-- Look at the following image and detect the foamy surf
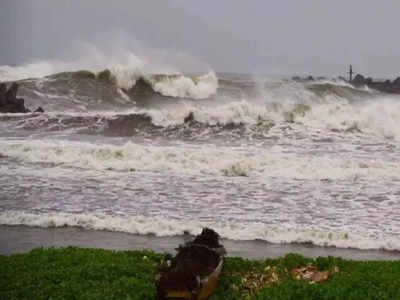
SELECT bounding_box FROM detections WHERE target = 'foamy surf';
[149,72,218,99]
[0,140,399,180]
[1,211,399,252]
[3,95,400,142]
[2,62,400,256]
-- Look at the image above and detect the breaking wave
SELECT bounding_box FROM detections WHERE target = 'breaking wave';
[1,140,399,180]
[1,63,218,101]
[3,94,400,140]
[1,211,399,251]
[2,60,400,140]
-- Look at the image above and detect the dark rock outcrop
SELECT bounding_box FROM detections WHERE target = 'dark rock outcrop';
[364,77,373,85]
[393,77,400,88]
[0,83,29,113]
[352,74,365,87]
[184,112,195,123]
[156,228,225,300]
[0,83,7,106]
[0,82,44,113]
[351,74,400,94]
[306,75,315,81]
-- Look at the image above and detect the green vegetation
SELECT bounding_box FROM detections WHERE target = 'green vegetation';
[1,247,400,299]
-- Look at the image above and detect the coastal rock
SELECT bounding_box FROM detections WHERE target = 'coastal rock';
[351,74,400,94]
[364,77,373,85]
[0,83,28,113]
[156,228,225,300]
[6,82,19,103]
[393,77,400,87]
[0,83,7,106]
[184,112,195,123]
[306,75,314,81]
[351,74,365,86]
[0,82,44,113]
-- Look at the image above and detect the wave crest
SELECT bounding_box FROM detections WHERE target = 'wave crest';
[1,61,218,101]
[1,211,399,251]
[1,140,399,179]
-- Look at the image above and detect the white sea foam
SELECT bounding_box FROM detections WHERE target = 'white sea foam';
[141,99,276,127]
[109,69,218,99]
[0,140,399,180]
[150,72,218,99]
[297,97,400,139]
[1,211,399,251]
[141,95,400,141]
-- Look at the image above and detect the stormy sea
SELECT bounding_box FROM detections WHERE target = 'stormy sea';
[1,61,400,259]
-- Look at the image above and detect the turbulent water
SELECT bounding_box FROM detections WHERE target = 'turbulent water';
[1,63,400,252]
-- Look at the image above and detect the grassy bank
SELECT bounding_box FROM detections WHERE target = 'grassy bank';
[1,247,400,299]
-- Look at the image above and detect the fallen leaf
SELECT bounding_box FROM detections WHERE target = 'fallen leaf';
[291,266,331,284]
[311,270,329,283]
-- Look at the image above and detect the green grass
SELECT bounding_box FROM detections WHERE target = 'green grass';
[1,248,400,299]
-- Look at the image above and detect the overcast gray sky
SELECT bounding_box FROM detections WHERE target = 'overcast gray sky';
[1,0,400,77]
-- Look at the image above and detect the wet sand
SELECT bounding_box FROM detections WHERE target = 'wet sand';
[1,225,399,260]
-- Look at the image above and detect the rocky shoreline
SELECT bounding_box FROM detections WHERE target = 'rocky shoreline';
[0,82,43,113]
[351,74,400,94]
[293,73,400,94]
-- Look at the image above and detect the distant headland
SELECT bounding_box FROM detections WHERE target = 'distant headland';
[292,65,400,94]
[350,73,400,94]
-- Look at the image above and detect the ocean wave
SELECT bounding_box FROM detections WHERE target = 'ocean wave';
[296,97,400,139]
[306,81,374,99]
[119,98,400,140]
[0,140,399,180]
[99,67,218,99]
[1,211,399,251]
[142,100,279,127]
[1,62,218,101]
[2,93,400,140]
[3,62,400,140]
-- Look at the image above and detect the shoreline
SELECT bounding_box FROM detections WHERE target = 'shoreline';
[1,225,399,260]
